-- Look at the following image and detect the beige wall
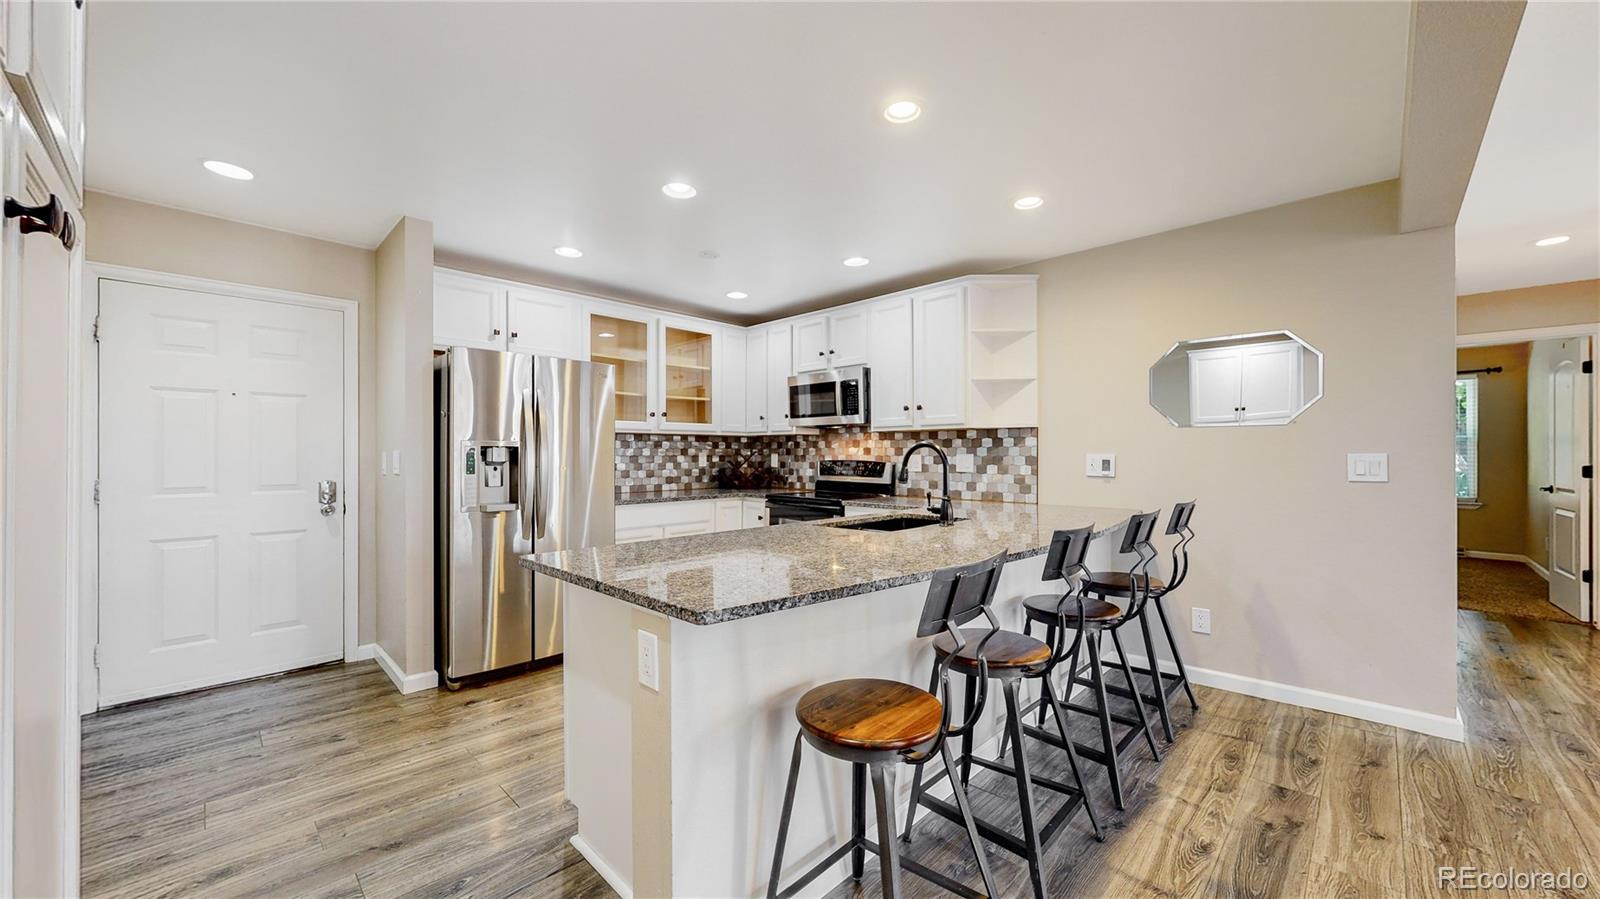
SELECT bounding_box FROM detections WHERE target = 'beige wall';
[84,191,381,644]
[374,217,436,674]
[1458,279,1600,335]
[1456,344,1529,554]
[1006,181,1458,719]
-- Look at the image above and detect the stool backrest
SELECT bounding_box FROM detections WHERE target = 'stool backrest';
[1164,500,1197,594]
[1041,525,1094,585]
[1118,510,1162,618]
[915,549,1008,638]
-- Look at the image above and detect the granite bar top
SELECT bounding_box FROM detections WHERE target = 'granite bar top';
[524,501,1138,625]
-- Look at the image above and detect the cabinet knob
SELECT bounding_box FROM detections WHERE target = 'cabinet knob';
[5,194,75,250]
[817,351,824,357]
[902,405,910,411]
[828,349,835,354]
[510,331,519,338]
[916,404,923,411]
[492,328,502,336]
[649,411,656,418]
[759,415,765,421]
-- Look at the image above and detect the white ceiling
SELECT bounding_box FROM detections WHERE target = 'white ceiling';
[88,2,1410,322]
[1456,0,1600,297]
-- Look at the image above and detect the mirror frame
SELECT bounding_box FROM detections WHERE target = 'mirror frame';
[1148,328,1325,427]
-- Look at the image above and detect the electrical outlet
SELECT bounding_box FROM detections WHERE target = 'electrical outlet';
[637,629,659,692]
[1191,607,1212,635]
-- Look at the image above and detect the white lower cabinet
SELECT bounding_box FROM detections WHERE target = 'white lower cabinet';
[742,500,767,528]
[616,498,773,543]
[715,499,743,532]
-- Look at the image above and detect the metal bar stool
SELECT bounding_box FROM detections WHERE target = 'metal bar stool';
[1090,501,1200,740]
[766,551,1007,899]
[901,541,1104,899]
[1015,510,1163,811]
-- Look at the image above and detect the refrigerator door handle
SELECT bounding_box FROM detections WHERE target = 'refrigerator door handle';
[532,385,550,541]
[521,386,537,540]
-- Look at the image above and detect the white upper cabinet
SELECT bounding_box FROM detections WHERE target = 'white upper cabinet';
[2,0,86,201]
[793,315,830,373]
[867,297,914,429]
[744,328,769,431]
[720,327,747,434]
[826,307,869,368]
[911,287,967,426]
[793,308,869,372]
[506,285,582,358]
[434,271,507,350]
[767,323,795,433]
[1186,339,1302,427]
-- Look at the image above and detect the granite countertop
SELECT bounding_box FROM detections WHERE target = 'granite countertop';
[524,501,1138,625]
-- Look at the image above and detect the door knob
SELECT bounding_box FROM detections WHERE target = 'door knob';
[5,194,76,250]
[1540,484,1556,493]
[318,479,339,516]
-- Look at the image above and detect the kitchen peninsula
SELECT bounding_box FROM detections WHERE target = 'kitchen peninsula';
[523,501,1136,899]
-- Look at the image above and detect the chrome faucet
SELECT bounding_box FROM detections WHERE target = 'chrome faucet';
[898,440,955,525]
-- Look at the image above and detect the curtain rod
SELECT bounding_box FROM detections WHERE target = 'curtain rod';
[1457,366,1503,375]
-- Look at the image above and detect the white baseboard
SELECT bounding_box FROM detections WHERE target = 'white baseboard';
[1113,650,1465,742]
[1461,550,1550,581]
[351,642,377,662]
[372,642,438,694]
[571,835,631,899]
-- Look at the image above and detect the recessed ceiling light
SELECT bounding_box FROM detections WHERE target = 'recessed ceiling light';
[1013,196,1044,210]
[1535,235,1571,247]
[553,246,583,258]
[842,256,870,267]
[883,100,922,124]
[597,331,615,338]
[661,182,697,199]
[726,291,748,300]
[202,159,254,180]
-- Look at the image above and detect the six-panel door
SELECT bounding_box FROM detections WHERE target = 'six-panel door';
[98,280,346,704]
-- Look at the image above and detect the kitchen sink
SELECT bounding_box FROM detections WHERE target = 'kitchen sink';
[829,514,959,532]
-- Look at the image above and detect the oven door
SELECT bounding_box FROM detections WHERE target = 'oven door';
[766,496,844,524]
[788,373,844,425]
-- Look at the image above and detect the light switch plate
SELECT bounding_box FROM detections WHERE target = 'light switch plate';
[1347,452,1389,483]
[637,629,659,692]
[1086,454,1116,478]
[392,450,401,476]
[380,452,388,476]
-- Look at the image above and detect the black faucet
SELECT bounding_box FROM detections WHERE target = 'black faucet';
[898,440,955,526]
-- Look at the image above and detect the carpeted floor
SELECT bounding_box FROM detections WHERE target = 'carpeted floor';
[1458,556,1584,624]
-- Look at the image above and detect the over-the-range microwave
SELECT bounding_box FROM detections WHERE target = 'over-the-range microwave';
[787,365,870,427]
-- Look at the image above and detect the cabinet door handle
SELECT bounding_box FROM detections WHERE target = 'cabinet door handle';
[5,194,76,250]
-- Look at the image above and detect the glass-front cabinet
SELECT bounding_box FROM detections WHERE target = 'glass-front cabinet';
[585,306,720,432]
[661,319,714,428]
[588,310,656,430]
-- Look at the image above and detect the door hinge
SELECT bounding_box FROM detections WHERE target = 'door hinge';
[92,479,100,505]
[1584,360,1593,374]
[92,314,100,343]
[1584,570,1592,585]
[1585,464,1594,479]
[92,644,101,668]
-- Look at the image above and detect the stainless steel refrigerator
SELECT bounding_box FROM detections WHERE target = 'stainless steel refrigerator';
[434,347,615,687]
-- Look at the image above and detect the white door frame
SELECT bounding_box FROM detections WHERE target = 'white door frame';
[1458,323,1600,626]
[80,263,361,711]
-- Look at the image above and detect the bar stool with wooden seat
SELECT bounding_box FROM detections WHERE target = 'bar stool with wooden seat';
[1016,510,1163,811]
[1086,501,1200,745]
[766,551,1008,899]
[901,539,1105,899]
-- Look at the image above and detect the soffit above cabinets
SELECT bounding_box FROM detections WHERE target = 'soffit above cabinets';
[89,2,1409,321]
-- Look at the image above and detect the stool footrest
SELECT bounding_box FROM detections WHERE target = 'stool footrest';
[913,759,1091,861]
[773,832,986,899]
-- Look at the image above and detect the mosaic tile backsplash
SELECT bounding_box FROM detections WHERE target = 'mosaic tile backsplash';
[616,428,1038,503]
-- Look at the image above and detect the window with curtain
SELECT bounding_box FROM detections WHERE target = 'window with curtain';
[1456,376,1479,502]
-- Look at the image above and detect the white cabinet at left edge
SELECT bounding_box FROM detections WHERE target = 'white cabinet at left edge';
[0,0,86,203]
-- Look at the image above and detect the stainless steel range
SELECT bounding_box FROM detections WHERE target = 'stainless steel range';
[764,459,896,524]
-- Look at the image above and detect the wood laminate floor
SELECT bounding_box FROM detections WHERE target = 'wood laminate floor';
[82,611,1600,898]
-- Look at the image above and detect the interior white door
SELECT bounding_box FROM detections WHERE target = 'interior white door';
[1188,347,1244,425]
[1544,338,1591,622]
[1239,341,1300,424]
[98,280,346,705]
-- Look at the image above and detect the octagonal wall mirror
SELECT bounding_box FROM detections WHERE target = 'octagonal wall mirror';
[1150,330,1323,427]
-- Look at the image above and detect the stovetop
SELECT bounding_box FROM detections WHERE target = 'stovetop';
[768,459,896,505]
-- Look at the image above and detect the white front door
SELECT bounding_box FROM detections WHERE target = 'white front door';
[98,279,346,705]
[1544,337,1591,622]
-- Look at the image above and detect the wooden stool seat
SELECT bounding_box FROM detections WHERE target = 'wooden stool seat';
[932,628,1050,670]
[796,678,943,752]
[1021,592,1123,624]
[1086,571,1166,596]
